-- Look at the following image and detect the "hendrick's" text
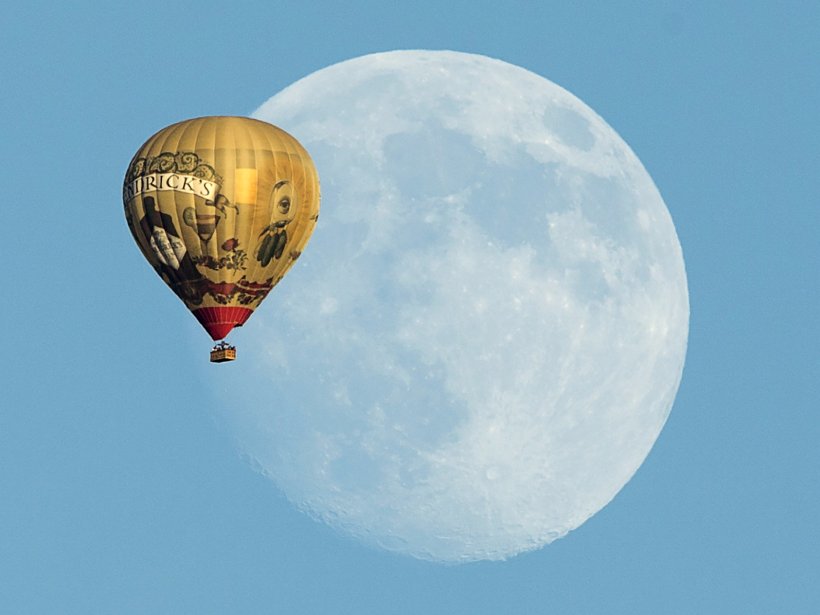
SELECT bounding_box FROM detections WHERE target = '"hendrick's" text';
[124,172,219,201]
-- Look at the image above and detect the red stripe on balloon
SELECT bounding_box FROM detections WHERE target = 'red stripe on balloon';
[192,307,253,340]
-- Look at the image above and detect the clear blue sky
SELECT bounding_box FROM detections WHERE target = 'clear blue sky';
[1,1,817,613]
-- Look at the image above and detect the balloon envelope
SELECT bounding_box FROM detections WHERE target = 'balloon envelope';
[123,116,320,340]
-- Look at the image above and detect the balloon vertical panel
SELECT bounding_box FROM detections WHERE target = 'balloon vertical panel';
[123,116,320,340]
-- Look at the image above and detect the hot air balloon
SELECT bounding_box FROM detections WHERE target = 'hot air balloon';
[123,116,320,362]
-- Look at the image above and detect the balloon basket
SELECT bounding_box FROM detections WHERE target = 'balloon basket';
[210,341,236,363]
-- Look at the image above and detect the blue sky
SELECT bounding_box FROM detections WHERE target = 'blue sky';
[1,1,817,613]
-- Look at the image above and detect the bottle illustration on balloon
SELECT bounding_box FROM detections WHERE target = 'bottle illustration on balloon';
[123,116,320,362]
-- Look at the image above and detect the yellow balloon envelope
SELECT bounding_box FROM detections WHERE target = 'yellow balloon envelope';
[123,116,320,343]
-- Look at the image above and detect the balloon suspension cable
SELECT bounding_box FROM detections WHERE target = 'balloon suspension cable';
[210,340,237,363]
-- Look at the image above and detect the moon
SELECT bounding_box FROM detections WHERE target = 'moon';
[219,50,689,563]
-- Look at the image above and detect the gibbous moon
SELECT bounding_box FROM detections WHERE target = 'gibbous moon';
[220,50,688,562]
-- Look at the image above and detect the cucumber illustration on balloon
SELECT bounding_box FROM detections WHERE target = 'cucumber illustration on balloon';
[256,222,289,266]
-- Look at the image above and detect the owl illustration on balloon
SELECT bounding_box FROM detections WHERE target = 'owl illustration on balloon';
[256,179,295,266]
